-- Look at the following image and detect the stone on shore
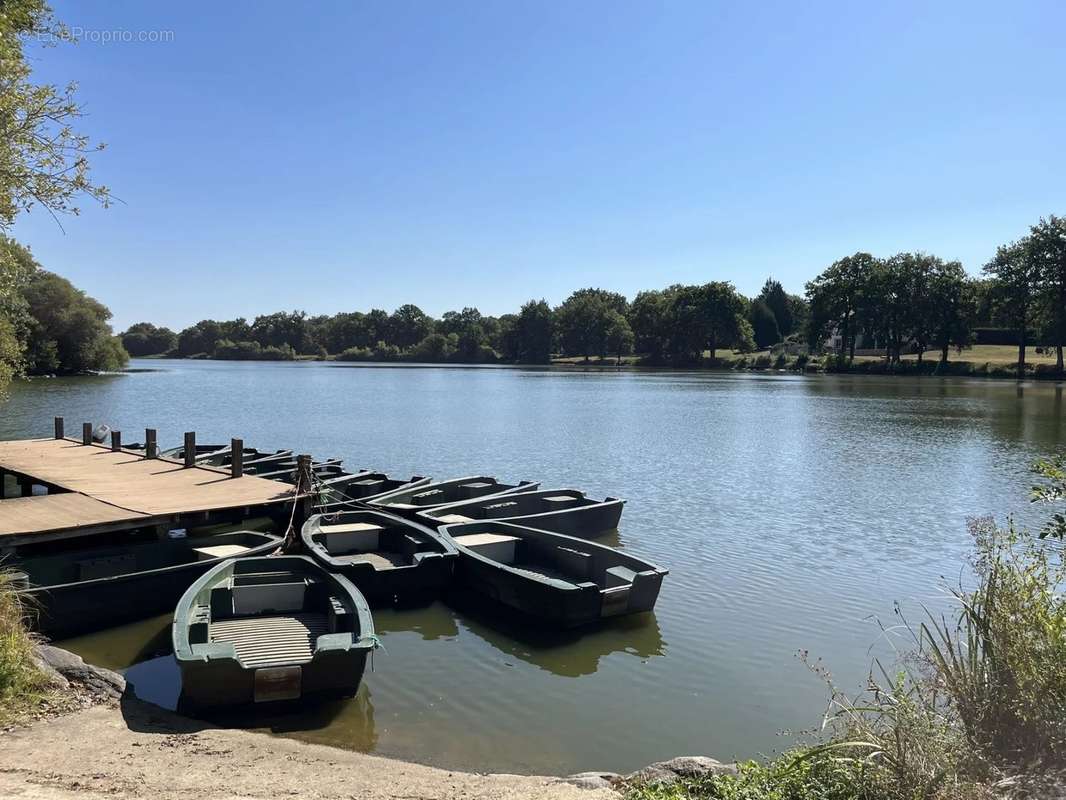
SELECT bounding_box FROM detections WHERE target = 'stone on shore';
[35,645,126,700]
[561,771,622,790]
[626,755,737,786]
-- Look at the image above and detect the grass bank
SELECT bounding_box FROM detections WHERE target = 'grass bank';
[628,514,1066,800]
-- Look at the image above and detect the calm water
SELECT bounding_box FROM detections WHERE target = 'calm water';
[3,360,1064,774]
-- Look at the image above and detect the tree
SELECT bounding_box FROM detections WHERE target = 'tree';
[0,237,36,396]
[984,240,1041,379]
[757,279,792,339]
[927,261,975,364]
[628,289,672,363]
[410,332,453,362]
[806,253,876,362]
[0,1,110,235]
[121,322,177,356]
[513,300,553,363]
[555,289,626,361]
[605,311,634,365]
[388,304,433,350]
[1029,216,1066,373]
[20,270,128,374]
[749,299,780,349]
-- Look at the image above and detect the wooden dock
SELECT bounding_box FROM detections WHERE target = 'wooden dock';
[0,437,300,547]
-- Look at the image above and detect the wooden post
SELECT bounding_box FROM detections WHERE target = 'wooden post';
[82,422,93,445]
[54,416,64,440]
[145,428,157,459]
[230,438,244,478]
[184,432,196,468]
[110,430,122,452]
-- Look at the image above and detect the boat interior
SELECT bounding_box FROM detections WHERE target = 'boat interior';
[327,473,423,501]
[13,530,278,587]
[378,477,528,509]
[454,529,641,590]
[309,514,448,570]
[429,489,599,523]
[187,567,356,668]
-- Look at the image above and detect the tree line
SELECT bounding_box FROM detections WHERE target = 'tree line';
[118,213,1065,377]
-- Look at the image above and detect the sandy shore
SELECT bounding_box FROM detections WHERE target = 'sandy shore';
[0,697,613,800]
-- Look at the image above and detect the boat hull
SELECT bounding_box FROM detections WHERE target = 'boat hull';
[17,531,281,640]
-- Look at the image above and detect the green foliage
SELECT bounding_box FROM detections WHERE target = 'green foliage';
[512,299,553,363]
[983,241,1041,377]
[0,569,46,722]
[410,332,454,362]
[1028,215,1066,371]
[750,299,780,349]
[806,252,877,361]
[1030,455,1066,538]
[555,288,628,361]
[20,270,128,374]
[0,0,110,232]
[606,310,634,364]
[920,518,1066,769]
[626,757,871,800]
[121,322,177,356]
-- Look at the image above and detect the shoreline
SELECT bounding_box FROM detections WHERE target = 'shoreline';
[0,646,734,799]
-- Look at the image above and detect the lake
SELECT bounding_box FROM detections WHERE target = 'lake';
[2,360,1063,775]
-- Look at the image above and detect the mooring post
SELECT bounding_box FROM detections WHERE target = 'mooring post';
[145,428,157,459]
[54,416,64,440]
[230,438,244,478]
[82,422,93,445]
[110,430,122,452]
[184,432,196,468]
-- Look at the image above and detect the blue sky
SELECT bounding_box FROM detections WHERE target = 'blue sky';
[12,1,1066,332]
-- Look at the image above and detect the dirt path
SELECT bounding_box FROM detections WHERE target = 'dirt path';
[0,698,612,800]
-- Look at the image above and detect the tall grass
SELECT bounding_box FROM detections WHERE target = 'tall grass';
[0,567,46,721]
[628,516,1066,800]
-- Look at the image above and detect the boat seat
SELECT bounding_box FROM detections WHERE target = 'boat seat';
[458,481,493,499]
[436,513,474,524]
[542,495,580,510]
[231,580,307,615]
[605,565,637,588]
[192,543,251,562]
[454,532,520,565]
[555,546,593,579]
[320,522,383,554]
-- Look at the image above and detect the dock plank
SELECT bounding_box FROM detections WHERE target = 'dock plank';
[0,438,299,541]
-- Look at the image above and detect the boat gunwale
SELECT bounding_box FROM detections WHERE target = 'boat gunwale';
[365,475,540,510]
[18,530,284,594]
[438,520,666,592]
[301,509,458,571]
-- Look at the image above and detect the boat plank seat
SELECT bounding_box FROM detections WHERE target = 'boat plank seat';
[412,488,444,501]
[192,543,252,561]
[454,532,520,565]
[437,513,474,524]
[458,481,493,499]
[320,522,384,554]
[542,494,580,510]
[605,565,637,587]
[209,612,328,668]
[231,580,307,615]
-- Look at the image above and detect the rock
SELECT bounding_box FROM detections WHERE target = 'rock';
[35,645,126,700]
[626,756,736,786]
[561,772,621,791]
[29,653,69,690]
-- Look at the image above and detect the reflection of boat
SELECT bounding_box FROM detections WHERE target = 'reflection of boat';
[366,476,539,516]
[173,556,377,709]
[440,521,666,627]
[301,510,457,603]
[13,530,281,639]
[418,488,625,539]
[446,588,666,677]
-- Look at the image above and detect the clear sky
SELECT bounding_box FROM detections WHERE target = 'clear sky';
[12,0,1066,332]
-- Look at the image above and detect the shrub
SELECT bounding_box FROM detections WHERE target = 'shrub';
[773,351,788,369]
[753,354,772,369]
[337,346,373,362]
[794,352,809,369]
[0,570,45,722]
